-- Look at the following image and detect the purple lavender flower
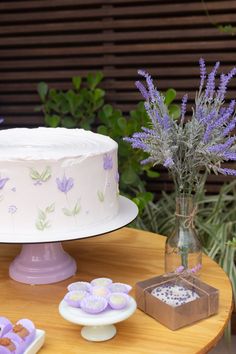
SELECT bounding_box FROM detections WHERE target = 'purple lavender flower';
[176,265,185,273]
[164,157,174,168]
[199,58,206,91]
[0,177,9,190]
[135,81,149,100]
[217,168,236,176]
[8,205,17,214]
[138,69,155,102]
[56,175,74,193]
[180,94,188,124]
[103,154,113,170]
[205,61,220,100]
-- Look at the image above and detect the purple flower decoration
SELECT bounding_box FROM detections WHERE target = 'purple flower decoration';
[115,171,120,183]
[0,177,9,190]
[0,117,4,124]
[8,205,17,214]
[56,175,74,194]
[103,154,113,170]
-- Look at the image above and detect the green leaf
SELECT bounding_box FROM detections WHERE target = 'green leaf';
[45,114,61,127]
[102,104,113,118]
[30,168,41,180]
[117,117,127,132]
[61,116,77,128]
[164,88,176,106]
[146,170,160,178]
[45,203,55,213]
[121,167,139,185]
[97,190,104,202]
[37,82,48,102]
[73,202,80,215]
[168,104,181,119]
[87,72,103,90]
[94,88,105,101]
[36,220,44,231]
[97,125,108,136]
[41,166,52,182]
[38,209,46,221]
[62,208,73,216]
[72,76,82,90]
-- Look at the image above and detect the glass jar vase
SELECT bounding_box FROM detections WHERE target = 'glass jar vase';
[165,195,202,274]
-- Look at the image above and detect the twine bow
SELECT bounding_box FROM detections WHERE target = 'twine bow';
[175,205,198,228]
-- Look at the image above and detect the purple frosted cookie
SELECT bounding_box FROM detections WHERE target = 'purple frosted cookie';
[108,293,130,310]
[13,319,36,353]
[67,281,92,293]
[3,332,22,354]
[109,283,132,294]
[0,336,20,354]
[0,318,12,338]
[91,286,111,298]
[90,278,112,287]
[64,290,88,308]
[80,295,108,314]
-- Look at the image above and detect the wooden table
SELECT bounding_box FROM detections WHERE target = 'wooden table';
[0,228,233,354]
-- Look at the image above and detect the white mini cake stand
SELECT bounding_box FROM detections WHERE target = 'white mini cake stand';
[1,196,138,285]
[59,297,137,342]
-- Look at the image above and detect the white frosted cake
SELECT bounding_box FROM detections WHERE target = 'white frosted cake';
[0,127,120,239]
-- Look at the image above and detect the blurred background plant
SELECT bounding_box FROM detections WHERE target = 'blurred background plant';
[36,72,180,211]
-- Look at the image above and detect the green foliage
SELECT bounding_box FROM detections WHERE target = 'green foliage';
[36,72,105,130]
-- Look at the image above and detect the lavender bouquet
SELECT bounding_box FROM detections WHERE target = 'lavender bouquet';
[125,59,236,196]
[125,59,236,273]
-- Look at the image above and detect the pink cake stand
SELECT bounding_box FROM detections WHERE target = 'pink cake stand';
[3,196,138,285]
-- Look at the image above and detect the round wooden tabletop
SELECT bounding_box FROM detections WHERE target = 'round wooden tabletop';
[0,228,233,354]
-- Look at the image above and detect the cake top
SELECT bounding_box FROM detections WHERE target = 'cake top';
[0,127,117,160]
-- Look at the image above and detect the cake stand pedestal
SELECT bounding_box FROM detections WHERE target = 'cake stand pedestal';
[59,297,137,342]
[5,196,138,285]
[9,242,76,285]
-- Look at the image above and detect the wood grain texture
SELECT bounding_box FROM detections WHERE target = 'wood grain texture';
[0,228,232,354]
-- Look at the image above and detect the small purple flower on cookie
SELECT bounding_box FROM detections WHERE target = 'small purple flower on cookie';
[67,281,92,293]
[90,277,113,287]
[108,293,130,310]
[64,290,88,308]
[80,295,108,314]
[91,286,111,298]
[0,178,9,190]
[103,154,113,170]
[109,283,132,294]
[56,175,74,194]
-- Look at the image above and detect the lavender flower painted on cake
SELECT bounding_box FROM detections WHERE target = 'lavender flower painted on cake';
[0,177,9,190]
[8,205,17,214]
[103,154,113,170]
[124,60,236,194]
[56,175,74,194]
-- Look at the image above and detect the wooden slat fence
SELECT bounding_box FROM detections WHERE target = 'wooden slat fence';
[0,0,236,193]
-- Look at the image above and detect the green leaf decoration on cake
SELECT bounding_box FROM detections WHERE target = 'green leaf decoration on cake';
[30,166,52,185]
[97,190,104,202]
[35,203,55,231]
[62,201,80,217]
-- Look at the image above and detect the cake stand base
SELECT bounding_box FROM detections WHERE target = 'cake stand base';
[81,325,116,342]
[9,242,77,285]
